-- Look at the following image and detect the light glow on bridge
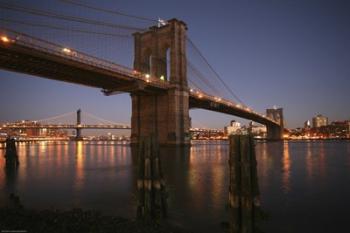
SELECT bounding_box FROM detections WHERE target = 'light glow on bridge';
[1,35,10,43]
[62,47,72,54]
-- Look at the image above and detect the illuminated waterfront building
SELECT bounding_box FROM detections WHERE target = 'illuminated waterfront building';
[312,114,328,128]
[225,120,241,135]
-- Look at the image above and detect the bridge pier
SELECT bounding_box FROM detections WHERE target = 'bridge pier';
[266,108,284,140]
[131,19,190,146]
[76,109,83,140]
[266,124,283,140]
[131,90,190,146]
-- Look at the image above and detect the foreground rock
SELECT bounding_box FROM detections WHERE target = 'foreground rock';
[0,208,192,233]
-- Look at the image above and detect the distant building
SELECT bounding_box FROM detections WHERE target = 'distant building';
[2,120,68,138]
[315,121,349,138]
[225,120,241,135]
[312,114,328,128]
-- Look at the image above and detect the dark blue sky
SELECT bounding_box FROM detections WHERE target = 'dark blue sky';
[0,0,349,129]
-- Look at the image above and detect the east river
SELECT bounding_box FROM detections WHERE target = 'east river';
[0,140,349,232]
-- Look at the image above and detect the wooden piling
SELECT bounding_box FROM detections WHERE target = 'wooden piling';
[5,137,19,169]
[136,136,168,221]
[229,135,260,233]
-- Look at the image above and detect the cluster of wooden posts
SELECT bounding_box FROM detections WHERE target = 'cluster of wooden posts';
[136,134,260,232]
[136,136,168,221]
[229,135,260,233]
[4,137,19,169]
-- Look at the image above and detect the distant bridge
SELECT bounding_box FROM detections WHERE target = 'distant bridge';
[0,109,223,139]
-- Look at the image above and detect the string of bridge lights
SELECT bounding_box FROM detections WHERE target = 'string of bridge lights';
[0,32,274,123]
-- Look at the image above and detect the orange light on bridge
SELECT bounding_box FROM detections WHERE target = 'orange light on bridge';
[1,36,10,43]
[145,74,151,83]
[62,47,72,54]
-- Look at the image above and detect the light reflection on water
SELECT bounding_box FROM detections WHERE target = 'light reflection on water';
[282,142,291,194]
[0,140,349,233]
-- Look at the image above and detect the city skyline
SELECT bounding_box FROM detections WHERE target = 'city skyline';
[0,0,349,129]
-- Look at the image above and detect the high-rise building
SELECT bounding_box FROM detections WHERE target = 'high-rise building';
[312,114,328,128]
[304,120,311,129]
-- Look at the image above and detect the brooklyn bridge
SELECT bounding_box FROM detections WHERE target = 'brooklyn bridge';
[0,15,284,145]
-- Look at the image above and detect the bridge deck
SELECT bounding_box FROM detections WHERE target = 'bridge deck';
[0,28,279,127]
[0,29,170,92]
[189,91,279,126]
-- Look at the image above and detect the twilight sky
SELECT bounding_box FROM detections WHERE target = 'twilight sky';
[0,0,349,131]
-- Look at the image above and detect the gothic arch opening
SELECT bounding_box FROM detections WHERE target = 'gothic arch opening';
[142,48,152,75]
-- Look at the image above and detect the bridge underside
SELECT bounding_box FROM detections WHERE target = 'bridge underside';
[189,96,283,140]
[0,44,163,93]
[190,96,274,126]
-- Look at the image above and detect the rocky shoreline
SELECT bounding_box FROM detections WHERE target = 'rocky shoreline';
[0,207,192,233]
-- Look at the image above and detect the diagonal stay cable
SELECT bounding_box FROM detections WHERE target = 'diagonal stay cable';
[35,111,76,123]
[186,36,246,105]
[83,112,129,126]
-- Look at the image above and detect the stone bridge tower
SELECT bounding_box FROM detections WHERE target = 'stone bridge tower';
[131,19,190,146]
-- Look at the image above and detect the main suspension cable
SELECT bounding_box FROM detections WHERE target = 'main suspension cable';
[0,2,145,32]
[59,0,157,23]
[0,18,131,38]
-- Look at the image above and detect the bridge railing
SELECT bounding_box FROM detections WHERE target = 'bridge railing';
[0,28,170,89]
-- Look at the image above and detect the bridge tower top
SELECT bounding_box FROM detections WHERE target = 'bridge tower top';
[77,109,81,125]
[266,107,284,127]
[133,18,188,88]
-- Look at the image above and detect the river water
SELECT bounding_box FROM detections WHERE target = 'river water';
[0,140,349,232]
